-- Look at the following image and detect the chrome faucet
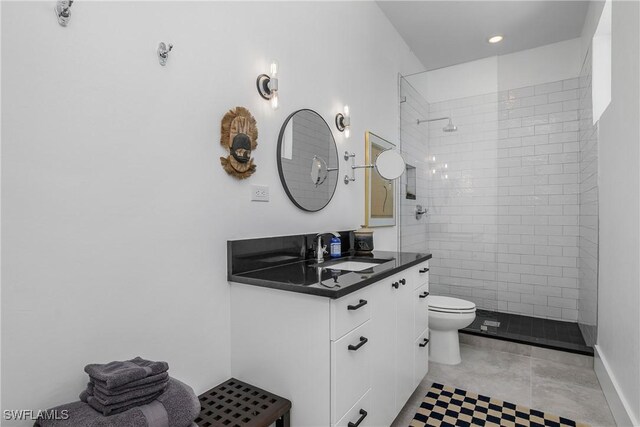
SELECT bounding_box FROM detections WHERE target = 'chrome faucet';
[315,232,341,263]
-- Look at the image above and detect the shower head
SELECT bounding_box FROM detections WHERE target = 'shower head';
[416,116,458,133]
[443,119,457,133]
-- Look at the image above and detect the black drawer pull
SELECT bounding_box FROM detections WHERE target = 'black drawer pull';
[399,278,406,285]
[419,268,429,273]
[348,409,368,427]
[347,299,368,311]
[392,281,399,289]
[348,336,368,351]
[419,338,430,347]
[419,291,430,299]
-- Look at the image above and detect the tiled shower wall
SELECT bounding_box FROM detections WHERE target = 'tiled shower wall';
[399,79,430,253]
[578,47,599,345]
[427,78,583,321]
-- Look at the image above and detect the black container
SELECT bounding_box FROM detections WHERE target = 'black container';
[353,227,374,254]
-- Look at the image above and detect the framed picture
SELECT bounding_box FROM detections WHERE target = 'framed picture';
[365,131,398,227]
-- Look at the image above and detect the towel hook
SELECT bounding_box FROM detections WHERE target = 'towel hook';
[157,42,173,66]
[55,0,73,27]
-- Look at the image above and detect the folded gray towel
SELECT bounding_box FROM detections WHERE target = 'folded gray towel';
[86,381,168,405]
[81,388,165,416]
[35,378,201,427]
[90,372,169,395]
[84,357,169,389]
[87,379,168,405]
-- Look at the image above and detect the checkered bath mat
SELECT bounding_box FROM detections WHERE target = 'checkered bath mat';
[410,383,589,427]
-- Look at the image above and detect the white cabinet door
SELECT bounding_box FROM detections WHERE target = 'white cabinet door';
[414,329,430,387]
[395,276,415,411]
[414,283,429,340]
[370,274,399,427]
[410,261,430,289]
[331,286,373,341]
[332,321,372,424]
[335,389,371,427]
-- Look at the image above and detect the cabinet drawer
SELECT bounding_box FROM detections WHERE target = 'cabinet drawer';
[334,389,371,427]
[331,286,373,341]
[414,261,430,289]
[414,283,429,340]
[331,321,371,423]
[414,329,430,387]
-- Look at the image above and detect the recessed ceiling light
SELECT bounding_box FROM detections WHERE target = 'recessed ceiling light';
[488,35,504,44]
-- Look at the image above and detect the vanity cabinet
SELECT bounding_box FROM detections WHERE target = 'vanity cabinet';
[230,260,429,427]
[369,264,430,426]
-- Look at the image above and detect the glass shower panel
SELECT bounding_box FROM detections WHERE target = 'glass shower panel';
[398,77,430,254]
[399,75,501,332]
[495,53,596,350]
[397,46,596,352]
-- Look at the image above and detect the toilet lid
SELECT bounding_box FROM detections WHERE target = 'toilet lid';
[428,296,476,312]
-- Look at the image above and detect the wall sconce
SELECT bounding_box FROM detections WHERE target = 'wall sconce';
[256,60,279,110]
[335,105,351,138]
[55,0,73,27]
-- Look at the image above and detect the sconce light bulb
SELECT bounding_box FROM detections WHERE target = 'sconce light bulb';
[271,92,279,110]
[344,127,350,139]
[444,163,448,169]
[432,156,436,162]
[344,105,350,118]
[270,60,279,78]
[432,169,436,174]
[445,174,449,179]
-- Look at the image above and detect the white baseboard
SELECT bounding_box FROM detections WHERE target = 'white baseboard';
[594,345,639,426]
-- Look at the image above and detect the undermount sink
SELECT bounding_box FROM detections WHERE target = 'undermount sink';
[322,261,380,271]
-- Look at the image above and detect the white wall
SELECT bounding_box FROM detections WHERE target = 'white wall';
[0,1,422,423]
[497,39,582,92]
[580,1,606,61]
[593,0,640,424]
[407,38,582,104]
[407,56,498,104]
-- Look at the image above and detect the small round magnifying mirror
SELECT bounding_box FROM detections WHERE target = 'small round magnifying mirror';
[310,155,329,186]
[375,150,406,180]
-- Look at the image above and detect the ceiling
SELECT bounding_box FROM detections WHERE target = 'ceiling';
[377,1,590,72]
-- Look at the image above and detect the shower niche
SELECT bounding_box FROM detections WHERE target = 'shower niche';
[405,164,416,200]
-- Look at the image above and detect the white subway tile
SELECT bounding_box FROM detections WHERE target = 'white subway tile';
[563,78,580,90]
[535,102,564,115]
[548,89,578,103]
[548,296,577,309]
[535,81,563,94]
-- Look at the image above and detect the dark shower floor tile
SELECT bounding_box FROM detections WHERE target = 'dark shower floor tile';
[462,309,593,356]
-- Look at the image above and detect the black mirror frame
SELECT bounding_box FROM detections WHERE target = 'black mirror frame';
[277,109,339,212]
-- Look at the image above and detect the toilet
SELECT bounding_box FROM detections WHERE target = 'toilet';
[428,296,476,365]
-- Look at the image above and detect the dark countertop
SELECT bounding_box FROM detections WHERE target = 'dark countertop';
[228,250,432,298]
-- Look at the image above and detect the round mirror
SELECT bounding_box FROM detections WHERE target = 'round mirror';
[375,149,405,180]
[277,109,339,212]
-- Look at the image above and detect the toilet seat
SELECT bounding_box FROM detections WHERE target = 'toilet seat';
[428,296,476,314]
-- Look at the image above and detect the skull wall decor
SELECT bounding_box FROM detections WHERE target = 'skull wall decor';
[220,107,258,179]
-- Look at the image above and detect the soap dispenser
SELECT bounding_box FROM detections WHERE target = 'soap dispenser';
[330,235,342,258]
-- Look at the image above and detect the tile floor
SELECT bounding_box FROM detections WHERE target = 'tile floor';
[391,343,615,427]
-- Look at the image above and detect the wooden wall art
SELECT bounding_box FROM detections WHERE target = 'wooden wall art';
[220,106,258,179]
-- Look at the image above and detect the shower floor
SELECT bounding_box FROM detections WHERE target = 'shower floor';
[461,309,593,356]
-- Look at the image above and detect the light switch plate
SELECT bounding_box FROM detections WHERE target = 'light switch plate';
[251,185,269,202]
